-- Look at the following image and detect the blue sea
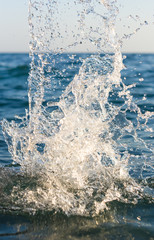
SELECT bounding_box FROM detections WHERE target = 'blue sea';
[0,53,154,239]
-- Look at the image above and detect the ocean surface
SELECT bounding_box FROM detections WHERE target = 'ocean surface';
[0,53,154,239]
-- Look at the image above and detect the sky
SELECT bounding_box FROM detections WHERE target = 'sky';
[0,0,154,53]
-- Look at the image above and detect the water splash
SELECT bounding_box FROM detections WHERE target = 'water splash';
[2,0,154,215]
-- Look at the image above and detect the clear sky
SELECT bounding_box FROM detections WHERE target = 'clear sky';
[0,0,154,53]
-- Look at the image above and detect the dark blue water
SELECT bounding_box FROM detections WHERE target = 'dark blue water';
[0,53,154,239]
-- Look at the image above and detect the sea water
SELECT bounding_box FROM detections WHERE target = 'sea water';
[0,0,154,239]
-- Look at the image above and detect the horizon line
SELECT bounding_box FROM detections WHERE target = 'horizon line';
[0,51,154,54]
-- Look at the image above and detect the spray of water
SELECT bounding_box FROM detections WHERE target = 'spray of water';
[2,0,154,215]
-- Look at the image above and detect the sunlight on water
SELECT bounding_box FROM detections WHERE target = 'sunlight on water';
[2,0,154,215]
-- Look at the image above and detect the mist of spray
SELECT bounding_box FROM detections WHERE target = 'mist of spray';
[2,0,154,215]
